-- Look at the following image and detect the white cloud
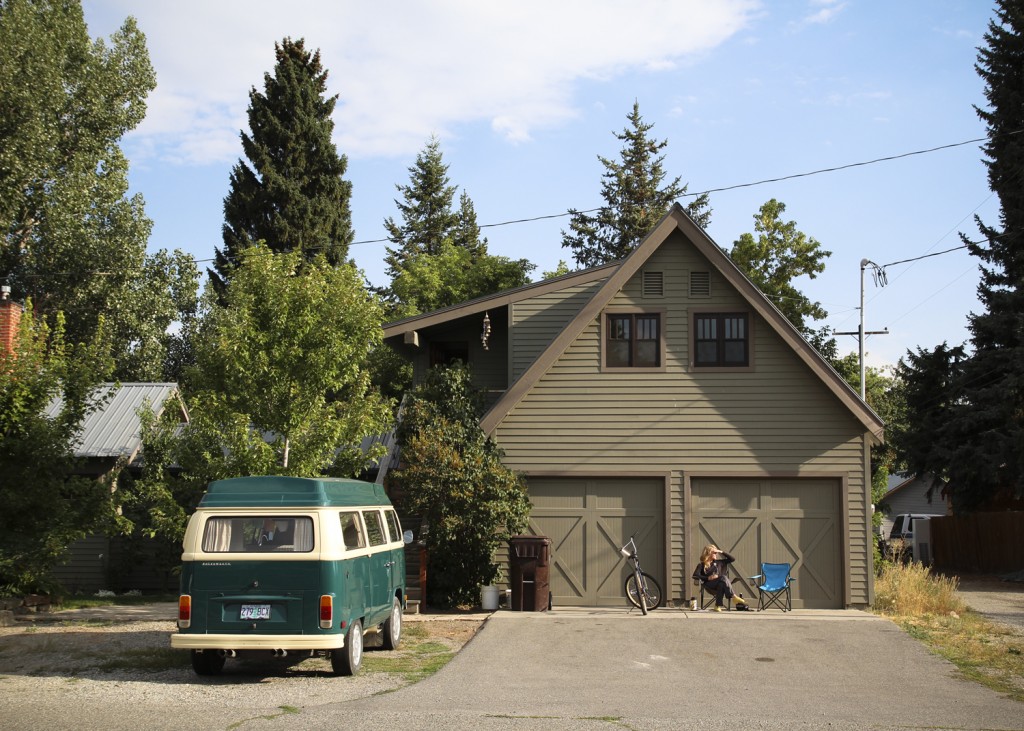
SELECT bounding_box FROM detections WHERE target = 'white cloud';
[793,0,847,29]
[86,0,757,164]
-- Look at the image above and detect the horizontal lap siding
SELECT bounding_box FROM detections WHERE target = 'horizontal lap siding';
[494,237,871,605]
[511,282,603,381]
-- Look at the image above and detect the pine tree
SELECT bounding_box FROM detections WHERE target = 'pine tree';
[382,137,533,315]
[561,102,711,269]
[946,0,1024,509]
[213,38,352,289]
[384,136,462,277]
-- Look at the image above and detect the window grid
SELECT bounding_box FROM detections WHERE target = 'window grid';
[606,313,661,368]
[694,312,749,367]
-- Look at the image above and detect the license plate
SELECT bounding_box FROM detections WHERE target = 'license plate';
[240,604,271,620]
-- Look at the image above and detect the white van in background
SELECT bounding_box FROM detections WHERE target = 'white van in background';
[884,513,943,562]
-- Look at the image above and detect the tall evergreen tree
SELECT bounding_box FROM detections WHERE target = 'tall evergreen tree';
[892,344,966,496]
[214,38,352,289]
[945,0,1024,509]
[0,0,196,382]
[561,102,711,269]
[382,137,533,315]
[384,136,462,277]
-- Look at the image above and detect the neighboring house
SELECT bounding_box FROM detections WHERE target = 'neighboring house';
[877,473,947,539]
[382,205,884,609]
[46,382,188,592]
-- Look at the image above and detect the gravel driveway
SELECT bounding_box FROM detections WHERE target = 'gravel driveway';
[0,609,484,729]
[956,573,1024,632]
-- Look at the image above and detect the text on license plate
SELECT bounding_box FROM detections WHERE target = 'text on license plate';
[240,604,271,620]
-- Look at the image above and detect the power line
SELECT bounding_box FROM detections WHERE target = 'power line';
[692,136,990,196]
[10,132,1002,274]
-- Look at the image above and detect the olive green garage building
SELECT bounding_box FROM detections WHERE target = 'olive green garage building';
[383,206,884,610]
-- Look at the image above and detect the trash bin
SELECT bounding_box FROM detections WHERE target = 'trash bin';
[508,535,551,611]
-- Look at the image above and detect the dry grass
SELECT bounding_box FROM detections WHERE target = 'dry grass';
[874,557,966,616]
[874,560,1024,702]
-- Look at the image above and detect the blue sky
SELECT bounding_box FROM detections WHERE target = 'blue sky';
[81,0,998,370]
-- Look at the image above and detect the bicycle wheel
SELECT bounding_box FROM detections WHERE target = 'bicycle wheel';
[625,572,663,612]
[625,572,663,611]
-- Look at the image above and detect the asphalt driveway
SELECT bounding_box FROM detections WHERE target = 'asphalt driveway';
[300,608,1022,731]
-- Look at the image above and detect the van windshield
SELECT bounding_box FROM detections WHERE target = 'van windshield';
[890,515,906,537]
[201,516,314,553]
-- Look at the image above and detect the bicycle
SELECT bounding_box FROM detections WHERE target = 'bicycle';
[619,535,663,614]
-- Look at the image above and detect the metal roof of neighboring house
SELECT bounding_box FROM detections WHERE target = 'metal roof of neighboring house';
[45,382,184,461]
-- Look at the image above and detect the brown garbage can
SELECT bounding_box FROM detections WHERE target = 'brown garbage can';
[508,535,551,611]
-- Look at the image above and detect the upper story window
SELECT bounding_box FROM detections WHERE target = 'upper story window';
[606,313,661,368]
[694,312,749,367]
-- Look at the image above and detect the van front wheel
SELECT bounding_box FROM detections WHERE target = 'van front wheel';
[332,619,363,676]
[382,597,402,650]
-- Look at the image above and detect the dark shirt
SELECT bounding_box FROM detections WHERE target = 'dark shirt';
[692,551,735,583]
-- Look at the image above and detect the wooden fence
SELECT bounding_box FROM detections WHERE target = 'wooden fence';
[931,512,1024,575]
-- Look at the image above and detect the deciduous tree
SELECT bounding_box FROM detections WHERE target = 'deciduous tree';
[131,246,393,549]
[729,199,831,344]
[0,301,115,593]
[389,365,530,608]
[0,0,196,381]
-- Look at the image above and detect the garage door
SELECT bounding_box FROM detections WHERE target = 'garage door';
[527,478,664,607]
[691,478,841,609]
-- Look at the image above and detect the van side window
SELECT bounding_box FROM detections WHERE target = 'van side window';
[362,510,386,547]
[340,512,365,550]
[202,516,313,553]
[384,510,402,543]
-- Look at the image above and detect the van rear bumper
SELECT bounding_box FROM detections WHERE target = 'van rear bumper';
[171,633,345,651]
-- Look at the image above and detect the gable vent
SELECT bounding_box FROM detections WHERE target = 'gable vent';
[690,271,711,297]
[642,270,664,298]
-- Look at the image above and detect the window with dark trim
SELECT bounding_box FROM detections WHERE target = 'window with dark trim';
[606,313,661,368]
[694,313,749,367]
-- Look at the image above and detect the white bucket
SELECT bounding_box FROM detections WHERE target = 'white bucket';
[480,584,500,611]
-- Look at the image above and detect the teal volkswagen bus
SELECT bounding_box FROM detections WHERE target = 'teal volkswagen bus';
[171,475,409,676]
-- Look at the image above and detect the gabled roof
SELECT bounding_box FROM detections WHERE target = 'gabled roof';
[45,382,186,461]
[386,205,884,442]
[878,473,943,505]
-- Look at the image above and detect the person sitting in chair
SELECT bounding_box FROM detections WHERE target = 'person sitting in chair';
[693,543,748,612]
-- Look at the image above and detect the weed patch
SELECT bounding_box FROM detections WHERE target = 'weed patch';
[874,562,1024,701]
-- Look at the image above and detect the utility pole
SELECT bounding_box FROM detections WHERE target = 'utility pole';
[835,259,888,400]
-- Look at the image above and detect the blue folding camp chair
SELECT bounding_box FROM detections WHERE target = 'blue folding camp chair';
[749,562,795,611]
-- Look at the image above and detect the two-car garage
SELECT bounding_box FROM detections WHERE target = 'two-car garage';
[524,476,843,610]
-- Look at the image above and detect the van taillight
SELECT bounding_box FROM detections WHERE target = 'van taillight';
[178,595,191,629]
[319,595,333,629]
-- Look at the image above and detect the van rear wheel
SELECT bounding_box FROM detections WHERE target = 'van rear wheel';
[332,619,363,676]
[382,597,402,650]
[191,650,225,676]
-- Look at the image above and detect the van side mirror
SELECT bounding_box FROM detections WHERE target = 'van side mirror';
[403,530,414,545]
